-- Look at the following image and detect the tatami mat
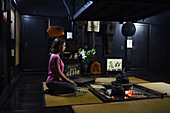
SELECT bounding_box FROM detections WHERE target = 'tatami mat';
[42,82,102,107]
[72,97,170,113]
[129,77,149,83]
[95,77,148,84]
[137,82,170,96]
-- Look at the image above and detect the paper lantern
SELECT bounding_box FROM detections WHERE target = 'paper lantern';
[47,26,64,36]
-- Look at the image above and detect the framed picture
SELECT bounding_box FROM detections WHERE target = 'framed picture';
[2,0,7,11]
[67,32,73,39]
[3,12,7,22]
[127,39,133,48]
[107,58,123,71]
[64,63,81,78]
[87,21,100,32]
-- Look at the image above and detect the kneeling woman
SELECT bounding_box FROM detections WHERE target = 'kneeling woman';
[46,38,77,94]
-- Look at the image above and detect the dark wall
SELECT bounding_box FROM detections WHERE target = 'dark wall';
[0,0,13,92]
[77,22,151,76]
[129,23,149,71]
[101,22,150,77]
[0,20,9,92]
[19,11,170,78]
[76,13,170,78]
[143,11,170,75]
[20,15,71,71]
[149,24,168,71]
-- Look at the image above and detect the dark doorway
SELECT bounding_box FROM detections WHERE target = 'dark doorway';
[21,15,48,71]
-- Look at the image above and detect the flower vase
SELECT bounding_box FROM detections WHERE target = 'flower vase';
[82,64,88,73]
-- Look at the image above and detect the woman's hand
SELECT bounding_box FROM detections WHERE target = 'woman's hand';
[68,79,76,85]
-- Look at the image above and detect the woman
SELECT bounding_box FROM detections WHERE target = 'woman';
[46,38,77,94]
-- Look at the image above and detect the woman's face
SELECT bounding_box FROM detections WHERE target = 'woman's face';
[60,42,66,52]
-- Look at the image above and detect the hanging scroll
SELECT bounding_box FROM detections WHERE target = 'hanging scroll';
[87,21,100,32]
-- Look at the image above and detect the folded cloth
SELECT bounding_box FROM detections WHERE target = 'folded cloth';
[56,88,88,97]
[42,88,88,97]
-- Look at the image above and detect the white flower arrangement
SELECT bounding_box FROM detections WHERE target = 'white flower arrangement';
[78,48,96,64]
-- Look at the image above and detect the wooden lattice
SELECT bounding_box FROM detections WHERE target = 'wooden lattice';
[91,61,101,74]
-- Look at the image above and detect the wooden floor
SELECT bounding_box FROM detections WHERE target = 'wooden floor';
[0,72,170,113]
[0,73,74,113]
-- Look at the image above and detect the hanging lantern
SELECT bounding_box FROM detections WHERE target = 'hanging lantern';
[47,26,64,37]
[122,22,136,36]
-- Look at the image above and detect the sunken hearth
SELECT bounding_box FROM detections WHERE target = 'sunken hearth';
[86,73,168,102]
[87,83,168,103]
